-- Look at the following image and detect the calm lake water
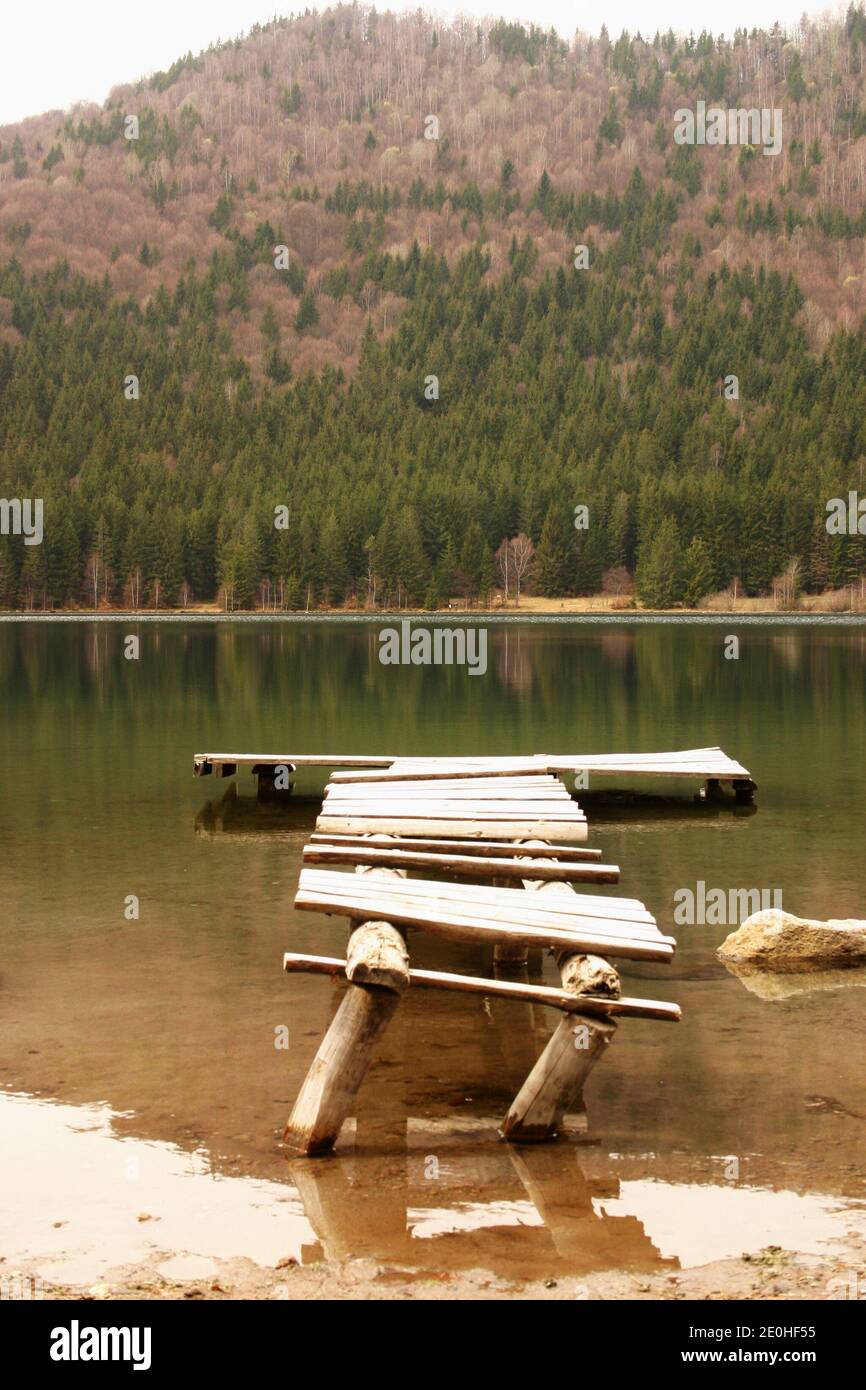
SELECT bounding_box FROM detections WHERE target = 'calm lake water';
[2,619,866,1285]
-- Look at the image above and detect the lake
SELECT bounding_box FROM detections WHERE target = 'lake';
[2,618,865,1287]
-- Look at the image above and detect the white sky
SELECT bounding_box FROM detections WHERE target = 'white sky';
[1,0,842,127]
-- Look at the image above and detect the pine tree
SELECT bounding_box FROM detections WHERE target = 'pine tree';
[0,546,17,608]
[294,290,319,333]
[534,505,573,596]
[636,516,684,608]
[683,537,715,607]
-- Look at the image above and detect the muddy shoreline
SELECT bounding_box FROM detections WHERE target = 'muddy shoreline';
[19,1239,866,1302]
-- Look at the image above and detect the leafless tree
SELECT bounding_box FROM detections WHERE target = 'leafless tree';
[510,534,535,606]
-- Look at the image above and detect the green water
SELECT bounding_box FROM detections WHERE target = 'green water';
[2,619,865,1281]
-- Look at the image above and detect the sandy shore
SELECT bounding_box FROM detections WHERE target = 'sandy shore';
[2,591,864,619]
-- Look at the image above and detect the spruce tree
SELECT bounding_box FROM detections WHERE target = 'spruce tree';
[636,516,684,608]
[683,537,715,607]
[535,505,573,596]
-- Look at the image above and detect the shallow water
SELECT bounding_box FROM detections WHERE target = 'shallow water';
[1,620,865,1284]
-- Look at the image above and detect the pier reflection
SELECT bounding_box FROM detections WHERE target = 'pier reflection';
[288,1131,673,1278]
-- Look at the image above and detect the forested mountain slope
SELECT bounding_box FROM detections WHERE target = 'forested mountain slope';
[2,6,866,609]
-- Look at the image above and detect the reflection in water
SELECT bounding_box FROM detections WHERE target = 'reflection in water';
[6,1089,865,1289]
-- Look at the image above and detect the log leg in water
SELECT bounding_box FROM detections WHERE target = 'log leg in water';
[284,858,409,1156]
[501,843,620,1142]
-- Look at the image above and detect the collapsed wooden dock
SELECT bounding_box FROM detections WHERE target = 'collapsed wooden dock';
[192,745,753,1152]
[273,755,698,1156]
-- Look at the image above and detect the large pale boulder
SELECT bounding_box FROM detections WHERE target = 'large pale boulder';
[718,910,866,973]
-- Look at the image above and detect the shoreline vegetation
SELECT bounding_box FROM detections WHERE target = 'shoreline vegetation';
[2,585,866,618]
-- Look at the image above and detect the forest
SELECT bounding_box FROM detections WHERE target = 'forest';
[2,7,866,610]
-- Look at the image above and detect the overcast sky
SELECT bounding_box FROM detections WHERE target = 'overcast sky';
[1,0,836,126]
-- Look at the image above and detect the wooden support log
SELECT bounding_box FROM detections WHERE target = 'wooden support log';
[284,859,408,1157]
[282,953,680,1021]
[254,761,295,802]
[500,1011,617,1142]
[282,983,404,1156]
[345,920,409,990]
[500,842,623,1143]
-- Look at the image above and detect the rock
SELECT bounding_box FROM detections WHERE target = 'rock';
[718,910,866,973]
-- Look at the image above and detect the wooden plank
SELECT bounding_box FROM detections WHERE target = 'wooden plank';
[298,868,656,924]
[329,762,546,783]
[326,775,563,791]
[300,888,667,941]
[324,783,571,800]
[315,816,590,843]
[302,845,620,883]
[293,889,674,961]
[195,753,395,771]
[309,834,604,861]
[317,800,585,816]
[545,748,751,777]
[282,954,681,1022]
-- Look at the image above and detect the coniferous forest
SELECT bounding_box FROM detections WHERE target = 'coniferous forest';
[2,7,866,610]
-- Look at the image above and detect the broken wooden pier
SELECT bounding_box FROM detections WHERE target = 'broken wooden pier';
[272,756,695,1156]
[192,745,753,1153]
[193,747,757,803]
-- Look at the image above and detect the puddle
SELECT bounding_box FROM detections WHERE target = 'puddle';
[3,1090,865,1288]
[0,1092,311,1285]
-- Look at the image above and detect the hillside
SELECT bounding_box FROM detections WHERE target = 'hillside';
[1,6,866,610]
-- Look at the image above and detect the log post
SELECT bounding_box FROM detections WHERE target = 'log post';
[500,842,619,1143]
[254,761,295,802]
[284,852,408,1156]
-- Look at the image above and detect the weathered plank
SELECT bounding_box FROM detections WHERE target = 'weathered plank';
[325,775,564,793]
[195,753,394,774]
[317,800,585,816]
[309,833,604,861]
[315,816,589,842]
[546,747,751,778]
[298,868,658,925]
[293,888,674,961]
[324,784,571,800]
[302,844,620,883]
[300,890,667,942]
[329,760,546,783]
[283,953,681,1021]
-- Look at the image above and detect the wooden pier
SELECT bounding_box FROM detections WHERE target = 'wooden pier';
[269,756,700,1156]
[194,747,757,802]
[192,746,752,1153]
